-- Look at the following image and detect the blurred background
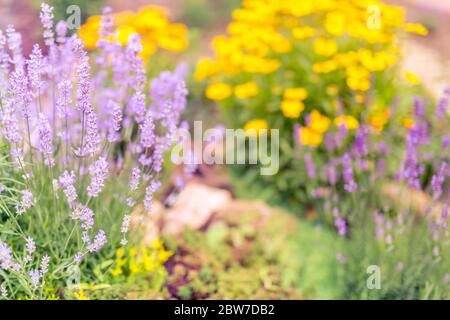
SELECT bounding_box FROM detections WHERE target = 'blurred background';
[0,0,449,300]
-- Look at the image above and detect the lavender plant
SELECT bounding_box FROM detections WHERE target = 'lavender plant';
[306,90,450,298]
[0,4,188,299]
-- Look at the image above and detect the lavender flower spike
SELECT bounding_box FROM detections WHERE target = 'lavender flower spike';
[40,3,54,46]
[342,153,357,193]
[87,157,109,198]
[37,113,55,167]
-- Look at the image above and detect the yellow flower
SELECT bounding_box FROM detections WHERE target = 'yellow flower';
[129,248,138,257]
[130,261,141,274]
[235,82,259,99]
[283,88,308,101]
[116,25,136,45]
[312,60,338,73]
[116,248,125,258]
[78,16,101,50]
[158,24,188,52]
[292,26,316,39]
[368,109,390,132]
[334,115,359,130]
[74,290,90,300]
[334,52,357,68]
[405,71,421,85]
[79,6,188,60]
[194,58,218,81]
[157,249,173,264]
[346,66,371,91]
[402,117,414,129]
[309,110,330,133]
[281,100,305,118]
[299,127,323,147]
[324,12,346,36]
[244,119,268,136]
[405,23,428,36]
[151,239,164,250]
[110,266,123,276]
[206,83,232,101]
[313,37,338,57]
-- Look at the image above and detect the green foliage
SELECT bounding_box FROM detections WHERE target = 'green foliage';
[163,209,343,299]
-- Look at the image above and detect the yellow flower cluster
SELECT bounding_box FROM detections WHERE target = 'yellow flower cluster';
[299,111,359,147]
[299,110,330,147]
[110,240,173,276]
[367,108,391,132]
[281,87,308,118]
[197,0,426,144]
[197,0,425,90]
[79,6,188,60]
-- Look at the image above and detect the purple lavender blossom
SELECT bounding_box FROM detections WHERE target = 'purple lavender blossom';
[6,25,24,69]
[120,215,131,234]
[107,100,123,142]
[129,167,141,191]
[0,284,7,298]
[71,205,95,231]
[129,92,147,123]
[9,67,31,118]
[40,254,50,276]
[293,124,300,145]
[73,252,83,264]
[55,21,68,44]
[352,125,369,158]
[98,7,114,38]
[140,112,155,148]
[24,237,36,263]
[143,180,161,211]
[0,98,22,145]
[436,88,450,119]
[304,153,316,179]
[88,230,107,253]
[83,106,101,156]
[414,96,425,119]
[324,133,335,153]
[56,80,73,119]
[0,30,9,93]
[151,144,164,173]
[441,206,449,220]
[342,153,357,192]
[74,39,91,113]
[0,241,16,270]
[78,206,95,230]
[87,157,109,198]
[120,215,131,246]
[335,124,348,148]
[59,171,77,204]
[27,44,44,98]
[334,218,347,236]
[37,113,55,166]
[16,190,34,215]
[431,162,447,199]
[442,135,450,149]
[40,3,54,46]
[401,127,426,189]
[29,269,41,287]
